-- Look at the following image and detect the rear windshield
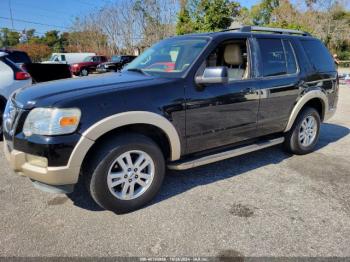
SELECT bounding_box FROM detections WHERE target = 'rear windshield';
[300,39,335,72]
[6,51,31,64]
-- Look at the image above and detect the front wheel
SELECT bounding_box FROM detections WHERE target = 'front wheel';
[80,68,89,76]
[284,107,321,155]
[0,107,3,139]
[84,134,165,213]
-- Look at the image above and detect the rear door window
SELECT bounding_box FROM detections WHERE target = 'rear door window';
[283,40,298,74]
[300,39,335,72]
[258,38,287,77]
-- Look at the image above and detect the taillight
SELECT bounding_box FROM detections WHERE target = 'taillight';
[15,71,31,80]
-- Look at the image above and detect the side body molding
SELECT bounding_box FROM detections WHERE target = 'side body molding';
[284,90,328,132]
[67,111,181,179]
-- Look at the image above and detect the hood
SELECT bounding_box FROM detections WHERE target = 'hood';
[13,71,164,109]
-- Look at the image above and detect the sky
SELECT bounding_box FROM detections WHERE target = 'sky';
[0,0,258,35]
[0,0,110,35]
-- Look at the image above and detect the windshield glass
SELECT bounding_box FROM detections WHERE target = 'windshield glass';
[83,56,93,62]
[111,55,121,62]
[124,37,209,77]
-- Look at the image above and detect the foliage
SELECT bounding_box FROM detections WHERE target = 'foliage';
[15,43,51,62]
[0,28,20,47]
[250,0,279,25]
[176,0,241,35]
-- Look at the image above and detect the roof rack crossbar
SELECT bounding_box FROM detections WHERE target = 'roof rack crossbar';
[223,25,311,36]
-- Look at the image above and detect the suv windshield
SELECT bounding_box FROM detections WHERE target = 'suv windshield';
[83,56,93,62]
[124,37,209,77]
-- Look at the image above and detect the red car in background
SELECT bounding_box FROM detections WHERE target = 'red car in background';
[71,55,108,76]
[146,62,175,72]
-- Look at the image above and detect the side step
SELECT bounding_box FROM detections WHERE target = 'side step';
[168,137,285,170]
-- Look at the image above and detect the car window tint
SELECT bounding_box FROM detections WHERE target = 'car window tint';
[7,51,31,64]
[301,39,335,72]
[258,39,287,77]
[283,40,297,74]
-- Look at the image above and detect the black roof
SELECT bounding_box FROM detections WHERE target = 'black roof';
[173,26,314,41]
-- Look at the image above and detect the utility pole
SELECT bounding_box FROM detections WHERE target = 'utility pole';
[9,0,14,29]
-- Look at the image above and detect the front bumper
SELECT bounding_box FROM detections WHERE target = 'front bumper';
[4,139,80,185]
[96,67,107,73]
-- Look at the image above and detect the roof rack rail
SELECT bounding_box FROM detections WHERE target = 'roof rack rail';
[222,25,311,36]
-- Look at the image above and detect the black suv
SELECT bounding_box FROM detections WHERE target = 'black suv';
[3,26,338,213]
[96,55,137,73]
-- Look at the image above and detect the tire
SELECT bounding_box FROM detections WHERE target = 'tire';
[80,68,89,76]
[0,107,3,140]
[84,133,165,213]
[284,107,321,155]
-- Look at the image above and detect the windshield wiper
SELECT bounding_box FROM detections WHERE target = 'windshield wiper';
[126,68,148,75]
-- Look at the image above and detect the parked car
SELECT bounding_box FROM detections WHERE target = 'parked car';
[1,48,72,83]
[96,55,136,73]
[0,48,32,70]
[0,51,32,137]
[42,52,96,64]
[146,62,175,72]
[71,55,108,76]
[3,26,338,213]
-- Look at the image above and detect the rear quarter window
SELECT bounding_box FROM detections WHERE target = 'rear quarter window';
[300,39,335,72]
[7,51,32,64]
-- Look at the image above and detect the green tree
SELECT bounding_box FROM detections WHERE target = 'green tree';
[0,28,20,47]
[250,0,279,25]
[176,0,241,35]
[42,30,62,51]
[176,6,194,34]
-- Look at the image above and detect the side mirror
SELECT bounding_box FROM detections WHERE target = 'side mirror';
[195,66,228,85]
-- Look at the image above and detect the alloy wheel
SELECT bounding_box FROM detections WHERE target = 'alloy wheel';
[107,150,155,200]
[298,115,318,147]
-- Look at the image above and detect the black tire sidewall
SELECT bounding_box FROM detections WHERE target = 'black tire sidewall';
[88,135,165,213]
[80,69,88,76]
[289,107,321,154]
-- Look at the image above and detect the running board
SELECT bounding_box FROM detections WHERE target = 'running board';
[168,137,285,170]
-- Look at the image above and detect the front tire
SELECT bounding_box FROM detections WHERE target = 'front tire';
[80,68,89,76]
[84,134,165,213]
[284,107,321,155]
[0,107,3,139]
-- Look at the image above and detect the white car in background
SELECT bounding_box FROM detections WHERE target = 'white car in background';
[0,51,32,137]
[42,52,96,64]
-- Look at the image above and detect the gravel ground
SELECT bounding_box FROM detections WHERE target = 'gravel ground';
[0,86,349,259]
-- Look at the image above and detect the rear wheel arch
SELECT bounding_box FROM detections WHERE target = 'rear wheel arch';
[284,91,328,132]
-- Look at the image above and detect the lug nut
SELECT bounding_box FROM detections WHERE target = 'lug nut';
[134,168,138,172]
[124,175,128,178]
[128,179,132,183]
[135,175,138,179]
[128,168,132,172]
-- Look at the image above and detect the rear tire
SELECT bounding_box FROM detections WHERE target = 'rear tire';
[284,107,321,155]
[84,133,165,213]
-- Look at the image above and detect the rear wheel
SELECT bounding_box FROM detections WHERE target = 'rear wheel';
[84,134,165,213]
[284,107,321,155]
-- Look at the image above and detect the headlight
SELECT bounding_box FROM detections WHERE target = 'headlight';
[23,108,81,136]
